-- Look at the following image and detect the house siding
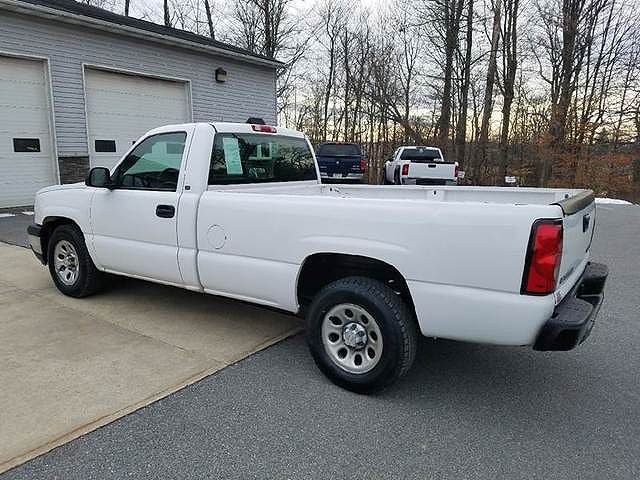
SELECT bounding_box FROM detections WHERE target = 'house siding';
[0,10,277,158]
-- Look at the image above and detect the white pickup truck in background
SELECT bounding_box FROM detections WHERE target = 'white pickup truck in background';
[27,122,608,392]
[384,146,459,185]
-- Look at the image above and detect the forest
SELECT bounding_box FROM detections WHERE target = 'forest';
[85,0,640,200]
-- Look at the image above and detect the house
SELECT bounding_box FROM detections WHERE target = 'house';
[0,0,280,207]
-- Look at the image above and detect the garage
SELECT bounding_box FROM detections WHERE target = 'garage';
[0,55,56,208]
[0,0,279,208]
[84,68,191,169]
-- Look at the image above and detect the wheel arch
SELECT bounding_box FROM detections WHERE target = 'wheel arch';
[296,252,416,316]
[40,216,85,265]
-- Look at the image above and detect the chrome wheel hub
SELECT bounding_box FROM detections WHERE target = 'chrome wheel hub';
[342,322,368,349]
[53,240,79,286]
[321,303,383,374]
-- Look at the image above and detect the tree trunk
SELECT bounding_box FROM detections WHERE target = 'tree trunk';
[499,0,519,182]
[264,0,273,57]
[549,0,582,145]
[204,0,215,39]
[124,0,130,16]
[164,0,171,27]
[437,0,464,148]
[322,39,335,141]
[343,29,351,141]
[455,0,473,168]
[479,1,501,168]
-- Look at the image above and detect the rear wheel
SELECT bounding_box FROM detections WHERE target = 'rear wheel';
[382,168,391,185]
[306,276,418,393]
[47,224,104,298]
[394,167,401,185]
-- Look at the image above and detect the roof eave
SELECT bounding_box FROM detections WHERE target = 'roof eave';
[0,0,283,68]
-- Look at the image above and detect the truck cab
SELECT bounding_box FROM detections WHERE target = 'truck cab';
[316,142,366,182]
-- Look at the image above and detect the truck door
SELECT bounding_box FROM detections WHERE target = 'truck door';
[90,128,192,284]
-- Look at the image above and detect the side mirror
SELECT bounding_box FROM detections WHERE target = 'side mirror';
[86,167,113,189]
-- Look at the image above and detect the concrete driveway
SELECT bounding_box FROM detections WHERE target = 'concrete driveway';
[1,205,639,479]
[0,239,301,473]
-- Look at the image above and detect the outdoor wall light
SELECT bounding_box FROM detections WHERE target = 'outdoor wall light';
[215,67,227,83]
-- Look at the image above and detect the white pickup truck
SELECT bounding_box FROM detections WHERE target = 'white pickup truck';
[27,122,608,393]
[384,146,459,185]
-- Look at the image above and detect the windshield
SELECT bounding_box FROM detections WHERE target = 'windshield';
[400,148,442,162]
[316,143,361,157]
[208,133,317,184]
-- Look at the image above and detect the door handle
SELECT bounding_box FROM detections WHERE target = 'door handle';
[156,204,175,218]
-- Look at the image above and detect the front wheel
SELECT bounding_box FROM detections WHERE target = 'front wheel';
[47,224,104,298]
[306,276,418,393]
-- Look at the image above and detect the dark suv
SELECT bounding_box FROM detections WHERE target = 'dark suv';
[315,142,366,182]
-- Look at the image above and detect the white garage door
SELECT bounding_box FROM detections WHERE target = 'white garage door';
[84,69,191,169]
[0,56,56,208]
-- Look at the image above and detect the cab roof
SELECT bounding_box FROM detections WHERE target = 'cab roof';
[142,122,306,139]
[211,122,305,138]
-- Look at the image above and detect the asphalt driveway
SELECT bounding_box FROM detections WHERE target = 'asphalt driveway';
[1,204,639,479]
[0,210,32,247]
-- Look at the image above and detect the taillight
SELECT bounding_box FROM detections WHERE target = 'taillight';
[522,220,563,295]
[454,163,459,178]
[251,124,277,133]
[360,159,366,172]
[401,163,409,176]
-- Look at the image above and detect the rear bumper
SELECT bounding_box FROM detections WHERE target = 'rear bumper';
[320,172,364,180]
[27,223,45,264]
[533,262,608,351]
[405,178,457,186]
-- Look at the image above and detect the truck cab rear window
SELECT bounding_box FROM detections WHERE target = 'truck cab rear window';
[208,133,316,185]
[13,138,40,153]
[316,143,361,156]
[400,149,442,162]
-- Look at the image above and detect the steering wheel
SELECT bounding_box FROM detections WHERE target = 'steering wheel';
[158,168,179,189]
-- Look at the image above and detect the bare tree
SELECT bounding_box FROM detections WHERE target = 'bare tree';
[312,0,346,139]
[497,0,520,180]
[478,0,501,166]
[203,0,215,38]
[428,0,466,148]
[455,0,474,166]
[164,0,171,26]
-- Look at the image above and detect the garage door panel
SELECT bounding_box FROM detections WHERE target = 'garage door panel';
[85,69,190,169]
[0,114,50,134]
[0,56,55,208]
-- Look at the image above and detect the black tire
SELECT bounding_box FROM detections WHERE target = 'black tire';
[47,224,104,298]
[306,276,418,393]
[394,167,401,185]
[382,169,391,185]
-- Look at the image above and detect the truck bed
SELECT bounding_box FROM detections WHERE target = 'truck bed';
[204,182,595,311]
[209,182,586,207]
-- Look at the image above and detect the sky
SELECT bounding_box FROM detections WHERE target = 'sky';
[129,0,384,21]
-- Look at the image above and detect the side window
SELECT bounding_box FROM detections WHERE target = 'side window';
[112,132,186,191]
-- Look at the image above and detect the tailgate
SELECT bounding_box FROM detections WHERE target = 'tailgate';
[317,156,361,174]
[556,191,596,290]
[408,162,456,180]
